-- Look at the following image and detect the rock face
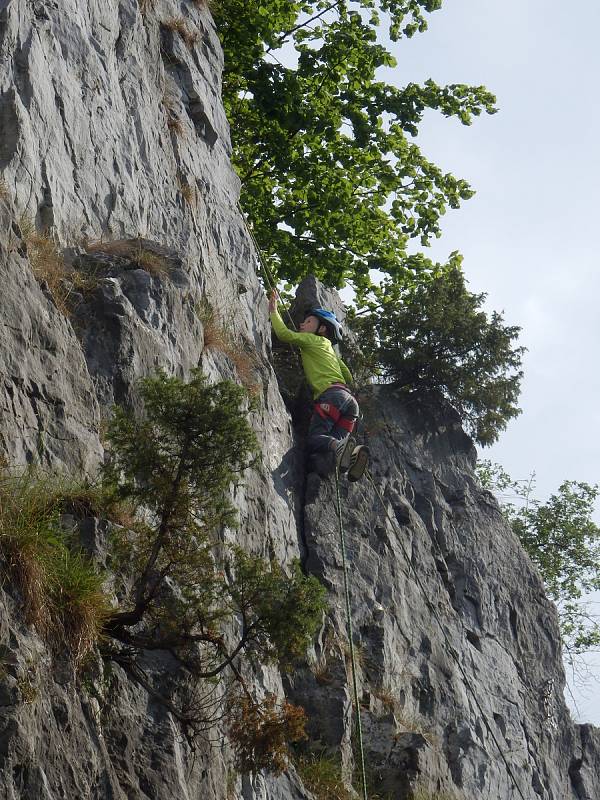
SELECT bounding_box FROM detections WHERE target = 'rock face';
[0,2,598,800]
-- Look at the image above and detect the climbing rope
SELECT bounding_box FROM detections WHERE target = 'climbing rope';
[365,470,529,800]
[236,200,299,334]
[238,198,369,791]
[334,466,369,800]
[239,197,371,791]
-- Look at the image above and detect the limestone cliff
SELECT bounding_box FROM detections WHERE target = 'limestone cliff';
[0,2,598,799]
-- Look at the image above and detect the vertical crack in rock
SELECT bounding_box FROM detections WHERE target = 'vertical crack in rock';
[0,88,20,168]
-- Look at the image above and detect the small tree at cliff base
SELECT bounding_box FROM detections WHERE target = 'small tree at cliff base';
[478,461,600,666]
[101,370,326,762]
[352,265,525,445]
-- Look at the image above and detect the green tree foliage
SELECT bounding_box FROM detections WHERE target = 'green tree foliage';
[478,461,600,662]
[214,0,497,302]
[102,370,326,751]
[103,369,259,633]
[352,266,524,445]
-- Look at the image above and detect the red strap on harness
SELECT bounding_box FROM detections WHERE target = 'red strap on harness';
[314,402,341,424]
[314,402,356,433]
[337,416,355,432]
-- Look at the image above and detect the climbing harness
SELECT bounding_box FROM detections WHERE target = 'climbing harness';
[334,466,369,800]
[365,470,529,800]
[313,399,356,433]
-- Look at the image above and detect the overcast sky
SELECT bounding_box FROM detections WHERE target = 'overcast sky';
[379,0,600,723]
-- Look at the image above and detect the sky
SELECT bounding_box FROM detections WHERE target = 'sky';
[376,0,600,723]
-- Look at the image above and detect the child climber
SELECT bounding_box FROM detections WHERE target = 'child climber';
[268,290,369,481]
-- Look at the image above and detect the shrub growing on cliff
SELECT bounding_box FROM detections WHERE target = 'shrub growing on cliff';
[478,461,600,663]
[353,266,525,445]
[101,370,326,759]
[229,693,308,774]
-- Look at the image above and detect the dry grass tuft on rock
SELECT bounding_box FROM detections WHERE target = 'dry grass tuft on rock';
[394,711,439,748]
[0,178,8,201]
[177,172,196,206]
[19,217,74,315]
[139,0,156,14]
[196,299,262,395]
[411,789,461,800]
[371,683,397,713]
[166,111,185,136]
[0,471,113,666]
[83,239,170,278]
[162,17,200,49]
[162,90,186,137]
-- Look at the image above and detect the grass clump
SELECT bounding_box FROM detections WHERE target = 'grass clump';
[0,471,112,665]
[139,0,156,14]
[166,110,185,136]
[411,789,460,800]
[196,299,261,395]
[162,89,185,137]
[0,178,8,201]
[52,549,110,664]
[83,238,170,278]
[16,662,39,704]
[295,754,355,800]
[162,17,200,49]
[177,172,196,206]
[18,217,73,315]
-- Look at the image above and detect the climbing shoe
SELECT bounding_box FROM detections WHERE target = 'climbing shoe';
[335,436,356,472]
[347,445,369,482]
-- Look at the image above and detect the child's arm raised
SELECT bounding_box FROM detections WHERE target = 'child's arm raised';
[269,291,315,346]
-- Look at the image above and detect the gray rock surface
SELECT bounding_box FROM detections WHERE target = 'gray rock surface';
[0,2,598,800]
[0,198,102,473]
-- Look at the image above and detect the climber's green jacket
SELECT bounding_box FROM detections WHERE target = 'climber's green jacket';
[270,309,353,399]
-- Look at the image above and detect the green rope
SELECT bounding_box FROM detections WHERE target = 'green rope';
[236,200,299,333]
[334,466,369,800]
[237,199,366,793]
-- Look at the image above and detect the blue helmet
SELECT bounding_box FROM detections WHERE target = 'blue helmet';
[307,307,343,343]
